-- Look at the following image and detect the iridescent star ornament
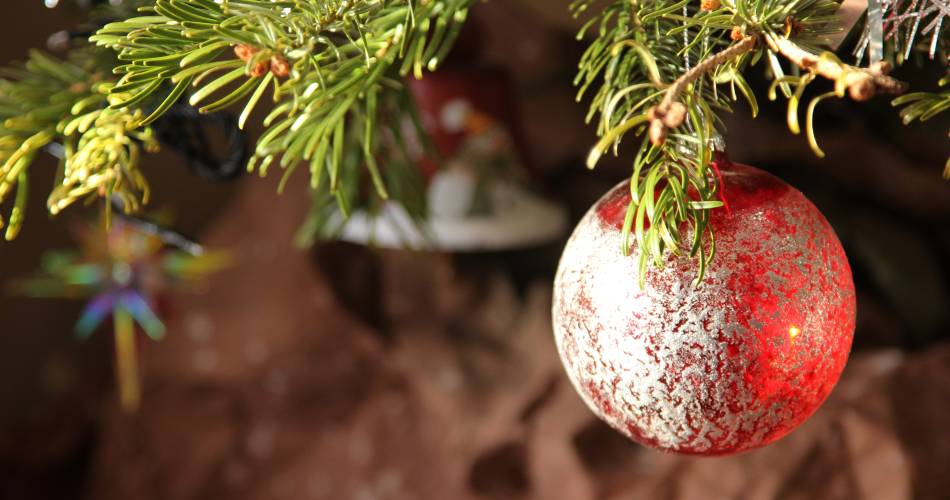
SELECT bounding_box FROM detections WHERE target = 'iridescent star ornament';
[14,215,229,411]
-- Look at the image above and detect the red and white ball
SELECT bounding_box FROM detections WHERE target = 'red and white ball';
[553,163,855,455]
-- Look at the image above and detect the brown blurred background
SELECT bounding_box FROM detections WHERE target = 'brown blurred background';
[1,1,949,499]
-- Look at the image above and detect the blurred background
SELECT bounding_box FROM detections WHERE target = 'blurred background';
[1,1,949,499]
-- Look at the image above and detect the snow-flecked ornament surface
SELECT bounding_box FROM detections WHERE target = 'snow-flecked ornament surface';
[553,163,855,455]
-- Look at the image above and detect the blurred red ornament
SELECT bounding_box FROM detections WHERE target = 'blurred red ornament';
[408,64,532,179]
[553,162,856,455]
[338,47,568,250]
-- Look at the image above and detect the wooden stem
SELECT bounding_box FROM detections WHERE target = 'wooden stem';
[648,32,909,146]
[659,36,759,114]
[767,35,907,101]
[649,36,758,145]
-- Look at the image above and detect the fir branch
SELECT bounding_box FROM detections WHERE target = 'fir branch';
[92,0,474,219]
[648,35,758,145]
[577,0,731,283]
[893,72,950,176]
[297,84,432,246]
[658,35,759,113]
[576,0,912,282]
[0,46,152,240]
[767,34,906,101]
[0,0,472,242]
[48,106,158,216]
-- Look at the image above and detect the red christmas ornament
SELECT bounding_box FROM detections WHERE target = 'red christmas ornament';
[553,162,855,455]
[408,64,533,180]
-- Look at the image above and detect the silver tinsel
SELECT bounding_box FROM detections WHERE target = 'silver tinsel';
[854,0,950,62]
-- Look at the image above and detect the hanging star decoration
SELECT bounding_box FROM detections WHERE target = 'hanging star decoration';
[855,0,950,63]
[12,215,229,411]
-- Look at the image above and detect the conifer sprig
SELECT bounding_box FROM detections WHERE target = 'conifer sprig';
[0,46,152,241]
[92,0,473,207]
[0,0,472,241]
[893,72,950,177]
[575,0,911,283]
[0,0,943,288]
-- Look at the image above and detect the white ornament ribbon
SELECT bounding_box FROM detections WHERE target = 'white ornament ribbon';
[867,0,885,64]
[832,0,885,62]
[832,0,868,49]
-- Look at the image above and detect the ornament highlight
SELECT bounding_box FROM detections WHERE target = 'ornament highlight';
[553,163,855,455]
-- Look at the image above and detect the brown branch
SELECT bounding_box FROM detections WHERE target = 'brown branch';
[767,35,907,101]
[660,36,759,113]
[649,36,758,145]
[646,30,910,147]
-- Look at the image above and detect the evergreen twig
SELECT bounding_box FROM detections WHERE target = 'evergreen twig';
[767,34,906,100]
[92,0,474,217]
[575,0,918,283]
[0,45,153,240]
[893,72,950,177]
[648,35,758,145]
[0,0,945,283]
[0,0,473,241]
